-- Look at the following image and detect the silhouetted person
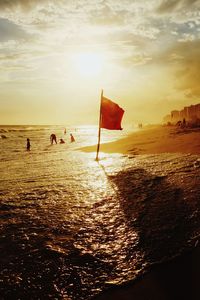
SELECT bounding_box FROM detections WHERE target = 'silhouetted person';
[50,133,57,145]
[64,128,66,135]
[27,138,31,151]
[60,138,65,144]
[70,133,75,143]
[176,120,182,127]
[138,123,143,129]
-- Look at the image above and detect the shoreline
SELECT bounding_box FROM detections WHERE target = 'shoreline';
[83,125,200,300]
[80,125,200,155]
[94,244,200,300]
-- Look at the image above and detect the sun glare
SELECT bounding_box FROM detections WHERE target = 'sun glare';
[73,52,104,76]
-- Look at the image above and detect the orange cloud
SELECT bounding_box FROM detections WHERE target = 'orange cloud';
[173,40,200,97]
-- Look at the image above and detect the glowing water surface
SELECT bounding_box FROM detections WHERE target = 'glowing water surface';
[0,125,200,299]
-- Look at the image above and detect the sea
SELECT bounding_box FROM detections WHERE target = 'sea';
[0,125,200,299]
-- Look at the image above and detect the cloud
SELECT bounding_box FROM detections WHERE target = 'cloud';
[140,36,200,97]
[88,2,127,26]
[120,53,152,67]
[0,0,49,10]
[159,39,200,97]
[157,0,180,12]
[0,0,199,96]
[157,0,200,13]
[174,40,200,97]
[0,18,30,42]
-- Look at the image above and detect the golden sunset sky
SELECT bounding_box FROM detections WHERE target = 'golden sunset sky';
[0,0,200,125]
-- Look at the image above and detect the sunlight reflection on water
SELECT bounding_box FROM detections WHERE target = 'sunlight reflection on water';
[0,125,200,300]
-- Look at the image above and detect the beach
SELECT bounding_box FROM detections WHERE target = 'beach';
[81,125,200,155]
[1,0,200,298]
[94,245,200,300]
[83,125,200,300]
[1,125,200,299]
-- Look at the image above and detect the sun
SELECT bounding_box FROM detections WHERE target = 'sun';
[73,52,104,77]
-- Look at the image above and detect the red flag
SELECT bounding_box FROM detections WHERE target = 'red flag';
[101,96,124,130]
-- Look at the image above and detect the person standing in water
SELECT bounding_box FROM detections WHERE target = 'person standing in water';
[70,133,75,142]
[27,138,31,151]
[50,133,57,145]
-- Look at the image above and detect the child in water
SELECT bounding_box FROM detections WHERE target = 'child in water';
[70,133,75,142]
[60,138,65,144]
[27,138,31,151]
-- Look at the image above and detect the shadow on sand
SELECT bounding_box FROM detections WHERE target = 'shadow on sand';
[1,163,199,300]
[94,165,200,300]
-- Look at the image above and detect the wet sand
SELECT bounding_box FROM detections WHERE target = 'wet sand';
[81,125,200,155]
[94,245,200,300]
[80,125,200,300]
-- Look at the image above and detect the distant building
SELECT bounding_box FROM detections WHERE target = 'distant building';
[188,104,200,122]
[171,110,180,123]
[163,103,200,125]
[183,106,189,120]
[179,109,185,120]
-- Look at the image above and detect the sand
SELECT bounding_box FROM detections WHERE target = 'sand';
[94,245,200,300]
[80,125,200,300]
[81,125,200,155]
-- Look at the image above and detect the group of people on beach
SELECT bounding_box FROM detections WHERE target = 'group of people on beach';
[176,118,186,128]
[26,129,75,151]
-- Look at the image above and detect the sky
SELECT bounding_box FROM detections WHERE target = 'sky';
[0,0,200,125]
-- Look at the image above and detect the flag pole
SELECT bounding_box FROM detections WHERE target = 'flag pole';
[96,89,103,161]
